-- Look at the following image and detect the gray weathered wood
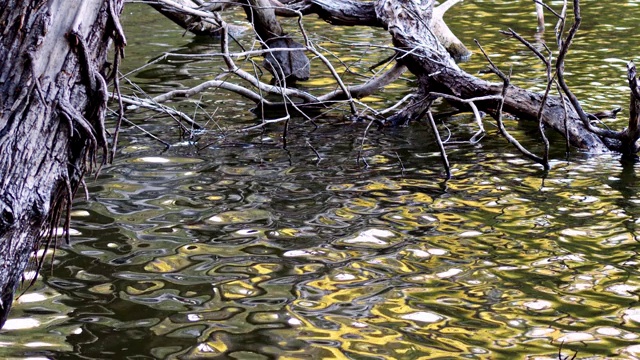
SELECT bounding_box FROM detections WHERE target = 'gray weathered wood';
[376,0,608,152]
[244,0,310,82]
[0,0,124,328]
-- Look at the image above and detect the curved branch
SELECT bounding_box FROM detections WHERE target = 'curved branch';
[152,80,266,104]
[318,62,407,102]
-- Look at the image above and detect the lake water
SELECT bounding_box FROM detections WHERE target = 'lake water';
[2,1,640,359]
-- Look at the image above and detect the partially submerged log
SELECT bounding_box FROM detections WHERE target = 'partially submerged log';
[142,0,639,159]
[0,0,634,334]
[0,0,125,328]
[288,0,471,59]
[243,0,310,81]
[150,0,248,37]
[300,0,637,155]
[623,62,640,159]
[196,0,610,156]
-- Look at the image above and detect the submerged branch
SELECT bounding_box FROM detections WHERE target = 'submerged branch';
[132,0,640,176]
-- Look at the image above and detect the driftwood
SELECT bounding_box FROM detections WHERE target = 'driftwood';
[0,0,125,327]
[243,0,310,81]
[149,0,248,37]
[140,0,639,164]
[0,0,636,332]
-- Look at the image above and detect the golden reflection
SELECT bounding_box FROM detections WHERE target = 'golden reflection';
[87,283,115,295]
[219,276,268,300]
[126,280,164,295]
[12,6,640,356]
[145,254,192,273]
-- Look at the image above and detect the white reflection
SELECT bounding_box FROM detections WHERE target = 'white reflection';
[343,229,395,246]
[140,157,170,163]
[436,268,462,278]
[17,293,47,304]
[523,300,552,310]
[25,342,54,348]
[460,231,482,237]
[401,311,443,323]
[556,332,594,343]
[2,318,40,330]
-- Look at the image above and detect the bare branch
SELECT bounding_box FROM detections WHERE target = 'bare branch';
[426,110,452,179]
[475,40,550,169]
[555,0,625,140]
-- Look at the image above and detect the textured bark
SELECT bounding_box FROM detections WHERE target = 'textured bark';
[623,63,640,159]
[244,0,310,82]
[150,0,245,37]
[0,0,124,328]
[149,0,629,153]
[373,0,609,152]
[272,0,623,152]
[288,0,470,59]
[296,0,381,27]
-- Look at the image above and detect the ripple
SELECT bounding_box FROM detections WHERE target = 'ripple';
[336,229,399,248]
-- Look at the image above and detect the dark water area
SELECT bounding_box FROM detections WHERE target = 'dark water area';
[3,1,640,359]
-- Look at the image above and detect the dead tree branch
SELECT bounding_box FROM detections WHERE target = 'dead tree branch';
[132,0,640,176]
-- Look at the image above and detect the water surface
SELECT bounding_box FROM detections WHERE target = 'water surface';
[2,1,640,359]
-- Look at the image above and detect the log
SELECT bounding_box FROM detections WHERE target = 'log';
[623,62,640,159]
[0,0,125,328]
[287,0,630,153]
[146,0,638,156]
[150,0,248,37]
[243,0,310,82]
[303,0,614,153]
[289,0,470,59]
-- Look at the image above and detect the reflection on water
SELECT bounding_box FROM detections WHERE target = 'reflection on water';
[3,1,640,359]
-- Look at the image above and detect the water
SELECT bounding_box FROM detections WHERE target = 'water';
[3,1,640,359]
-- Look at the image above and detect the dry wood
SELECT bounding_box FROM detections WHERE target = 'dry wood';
[0,0,125,328]
[141,0,640,165]
[243,0,310,81]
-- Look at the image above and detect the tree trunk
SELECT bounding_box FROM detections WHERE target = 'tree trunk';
[0,0,125,328]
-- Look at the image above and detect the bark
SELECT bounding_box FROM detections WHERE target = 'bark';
[243,0,310,82]
[288,0,470,59]
[149,0,309,81]
[0,0,125,328]
[147,0,637,154]
[623,62,640,159]
[150,0,247,37]
[295,0,618,153]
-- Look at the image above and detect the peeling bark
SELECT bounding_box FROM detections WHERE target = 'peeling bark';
[0,0,125,328]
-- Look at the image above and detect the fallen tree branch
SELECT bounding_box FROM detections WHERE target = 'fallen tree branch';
[623,61,640,160]
[135,0,640,174]
[429,92,500,144]
[475,40,550,169]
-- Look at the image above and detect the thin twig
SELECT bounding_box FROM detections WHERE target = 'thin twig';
[475,40,549,169]
[426,110,451,179]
